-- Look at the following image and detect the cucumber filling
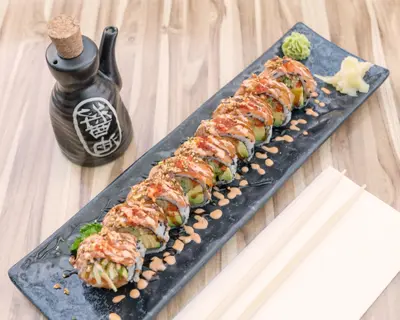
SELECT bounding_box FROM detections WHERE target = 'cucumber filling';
[84,260,129,291]
[282,76,293,87]
[281,75,299,89]
[178,178,194,194]
[209,161,222,176]
[209,161,220,184]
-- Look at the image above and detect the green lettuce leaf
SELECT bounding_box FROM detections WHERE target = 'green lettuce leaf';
[70,222,102,254]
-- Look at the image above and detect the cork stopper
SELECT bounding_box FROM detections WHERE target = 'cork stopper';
[47,15,83,59]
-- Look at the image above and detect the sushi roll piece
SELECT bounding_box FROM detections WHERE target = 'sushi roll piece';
[235,74,294,127]
[69,227,145,291]
[195,114,256,161]
[262,56,317,109]
[127,176,190,228]
[213,94,274,146]
[103,202,170,253]
[149,155,214,208]
[175,136,238,185]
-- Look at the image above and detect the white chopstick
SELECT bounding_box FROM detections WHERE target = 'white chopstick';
[238,184,366,320]
[206,169,347,320]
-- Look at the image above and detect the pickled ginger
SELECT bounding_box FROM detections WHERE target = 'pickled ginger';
[315,56,372,96]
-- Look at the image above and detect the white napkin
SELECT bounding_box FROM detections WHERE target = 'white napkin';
[175,167,400,320]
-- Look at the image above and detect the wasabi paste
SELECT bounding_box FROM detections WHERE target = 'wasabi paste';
[282,32,311,60]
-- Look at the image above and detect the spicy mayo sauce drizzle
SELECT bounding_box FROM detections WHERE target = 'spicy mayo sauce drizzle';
[112,295,125,304]
[109,313,121,320]
[137,279,148,290]
[164,256,176,265]
[193,215,208,229]
[275,135,294,143]
[227,187,242,199]
[265,159,274,167]
[130,289,140,299]
[239,180,248,187]
[172,239,184,252]
[142,270,155,281]
[218,199,230,206]
[262,146,279,154]
[210,209,223,219]
[150,257,166,271]
[306,108,319,117]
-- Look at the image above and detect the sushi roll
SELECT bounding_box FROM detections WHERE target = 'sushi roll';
[127,176,190,228]
[69,227,145,291]
[175,136,238,185]
[213,94,274,146]
[195,114,256,161]
[149,155,214,208]
[262,56,316,109]
[103,202,170,253]
[235,74,294,127]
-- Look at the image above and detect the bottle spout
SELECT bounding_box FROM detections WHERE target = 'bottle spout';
[99,26,122,89]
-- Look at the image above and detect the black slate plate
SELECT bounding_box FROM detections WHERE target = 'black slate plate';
[9,23,389,320]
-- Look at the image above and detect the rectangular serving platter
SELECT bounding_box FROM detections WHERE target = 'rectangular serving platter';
[9,23,389,320]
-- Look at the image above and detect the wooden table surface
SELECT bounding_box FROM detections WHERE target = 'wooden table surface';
[0,0,399,319]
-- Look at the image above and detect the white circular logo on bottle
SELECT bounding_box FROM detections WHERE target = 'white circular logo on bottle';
[73,97,122,157]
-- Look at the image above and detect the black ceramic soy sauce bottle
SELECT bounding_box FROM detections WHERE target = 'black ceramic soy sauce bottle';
[46,15,133,166]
